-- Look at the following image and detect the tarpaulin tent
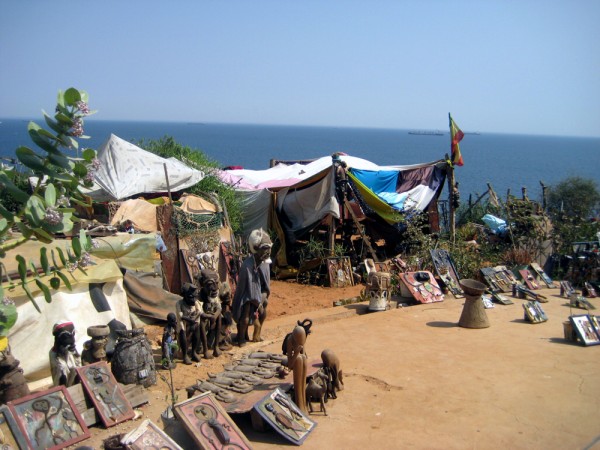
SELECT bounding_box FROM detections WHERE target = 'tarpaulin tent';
[219,154,448,263]
[89,134,205,201]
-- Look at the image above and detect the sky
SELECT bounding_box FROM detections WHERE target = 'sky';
[1,1,599,137]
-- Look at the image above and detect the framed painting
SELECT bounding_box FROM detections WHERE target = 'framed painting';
[120,419,183,450]
[522,301,547,323]
[0,404,29,450]
[327,257,354,288]
[569,314,600,346]
[8,385,90,450]
[253,387,317,445]
[174,392,253,450]
[76,361,135,428]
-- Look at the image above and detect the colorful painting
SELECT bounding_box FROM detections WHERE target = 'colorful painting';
[120,419,183,450]
[522,301,548,323]
[254,387,316,445]
[8,385,90,450]
[174,392,253,449]
[570,314,600,346]
[76,361,135,428]
[0,404,29,450]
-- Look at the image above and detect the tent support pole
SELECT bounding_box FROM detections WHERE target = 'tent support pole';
[163,163,173,203]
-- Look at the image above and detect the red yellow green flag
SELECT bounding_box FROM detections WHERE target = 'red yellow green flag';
[449,113,464,167]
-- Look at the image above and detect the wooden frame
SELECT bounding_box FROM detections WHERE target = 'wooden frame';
[569,314,600,346]
[253,387,316,445]
[327,257,354,288]
[522,301,548,323]
[174,392,253,449]
[0,404,29,450]
[8,385,90,450]
[76,361,135,428]
[120,419,183,450]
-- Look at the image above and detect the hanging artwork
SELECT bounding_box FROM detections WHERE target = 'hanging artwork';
[0,404,29,450]
[174,392,253,449]
[120,419,183,450]
[569,314,600,346]
[7,385,90,450]
[327,257,354,288]
[76,361,135,428]
[253,387,317,446]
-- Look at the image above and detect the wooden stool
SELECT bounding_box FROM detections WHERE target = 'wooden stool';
[458,279,490,328]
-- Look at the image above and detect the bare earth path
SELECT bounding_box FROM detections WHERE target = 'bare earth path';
[78,281,600,449]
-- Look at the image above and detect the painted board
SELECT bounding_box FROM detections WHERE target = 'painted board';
[327,257,354,288]
[121,418,182,450]
[519,269,540,290]
[570,314,600,346]
[430,249,464,297]
[253,387,316,446]
[8,385,90,450]
[76,361,135,428]
[0,404,29,450]
[174,392,253,449]
[400,271,444,304]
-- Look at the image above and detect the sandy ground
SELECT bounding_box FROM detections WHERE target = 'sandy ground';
[75,280,600,450]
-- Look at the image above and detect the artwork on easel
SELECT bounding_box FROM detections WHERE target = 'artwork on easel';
[569,314,600,346]
[522,301,548,323]
[8,385,90,450]
[253,387,317,445]
[76,361,135,428]
[0,404,29,450]
[174,392,253,449]
[530,262,557,288]
[120,419,183,450]
[327,257,354,288]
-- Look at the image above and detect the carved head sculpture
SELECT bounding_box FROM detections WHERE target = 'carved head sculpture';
[181,282,198,306]
[167,312,177,328]
[248,228,272,264]
[198,269,220,300]
[52,321,76,354]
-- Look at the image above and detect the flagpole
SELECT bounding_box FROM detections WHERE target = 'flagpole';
[447,113,456,243]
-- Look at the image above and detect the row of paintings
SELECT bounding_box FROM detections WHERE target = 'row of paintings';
[2,361,134,450]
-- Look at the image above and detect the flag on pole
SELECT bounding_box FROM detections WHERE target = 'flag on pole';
[449,113,464,167]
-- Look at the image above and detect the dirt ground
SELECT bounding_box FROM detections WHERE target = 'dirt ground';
[74,280,600,450]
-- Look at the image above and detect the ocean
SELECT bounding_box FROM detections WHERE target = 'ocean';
[1,118,599,202]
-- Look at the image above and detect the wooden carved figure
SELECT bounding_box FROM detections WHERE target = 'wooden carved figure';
[49,321,82,387]
[286,325,308,413]
[176,283,203,365]
[321,348,344,398]
[197,269,223,359]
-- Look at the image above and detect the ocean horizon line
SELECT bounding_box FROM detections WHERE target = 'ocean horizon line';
[1,117,598,140]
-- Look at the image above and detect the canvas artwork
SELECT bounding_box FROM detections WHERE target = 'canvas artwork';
[522,301,548,323]
[174,392,253,449]
[0,404,29,450]
[76,361,135,428]
[327,257,354,288]
[8,385,90,450]
[120,419,183,450]
[253,387,316,446]
[570,314,600,346]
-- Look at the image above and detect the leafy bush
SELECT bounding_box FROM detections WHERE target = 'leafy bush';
[137,136,243,234]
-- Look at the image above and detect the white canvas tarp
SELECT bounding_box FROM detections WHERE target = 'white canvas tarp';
[91,134,205,200]
[7,260,131,381]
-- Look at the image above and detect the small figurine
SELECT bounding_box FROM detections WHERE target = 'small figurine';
[49,321,82,387]
[161,313,178,369]
[197,269,223,359]
[176,283,203,365]
[81,325,110,365]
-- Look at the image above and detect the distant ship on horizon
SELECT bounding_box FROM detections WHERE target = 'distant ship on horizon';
[408,130,444,136]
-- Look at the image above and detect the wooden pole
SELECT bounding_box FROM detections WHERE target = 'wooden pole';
[163,163,173,203]
[445,154,456,243]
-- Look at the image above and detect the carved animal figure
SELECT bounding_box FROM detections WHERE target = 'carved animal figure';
[306,369,328,415]
[321,348,344,398]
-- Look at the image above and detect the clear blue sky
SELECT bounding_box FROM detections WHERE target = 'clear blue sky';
[2,1,599,137]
